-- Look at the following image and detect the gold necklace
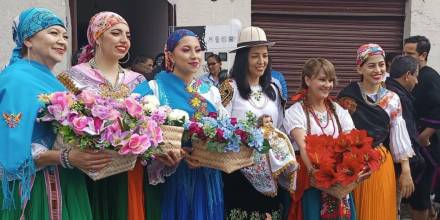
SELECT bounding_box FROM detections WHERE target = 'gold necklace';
[89,58,129,99]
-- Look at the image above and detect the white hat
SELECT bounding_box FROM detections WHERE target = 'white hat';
[230,26,275,53]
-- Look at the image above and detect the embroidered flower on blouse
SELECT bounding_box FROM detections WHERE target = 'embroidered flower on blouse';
[3,112,22,128]
[337,97,357,114]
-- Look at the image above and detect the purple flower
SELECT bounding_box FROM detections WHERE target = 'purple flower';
[91,104,120,120]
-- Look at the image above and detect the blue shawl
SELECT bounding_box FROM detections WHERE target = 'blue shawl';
[0,59,66,208]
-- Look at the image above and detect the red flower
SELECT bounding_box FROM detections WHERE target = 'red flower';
[234,129,248,142]
[208,112,218,119]
[336,153,363,186]
[348,129,373,151]
[364,149,383,172]
[314,166,338,189]
[306,134,335,168]
[334,134,351,153]
[291,89,307,102]
[230,118,238,126]
[188,123,207,140]
[215,128,226,142]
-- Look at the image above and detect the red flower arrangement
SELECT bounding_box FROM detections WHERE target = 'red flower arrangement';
[306,129,383,189]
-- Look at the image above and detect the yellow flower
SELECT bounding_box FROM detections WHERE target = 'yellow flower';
[191,97,201,107]
[37,94,51,103]
[187,86,194,93]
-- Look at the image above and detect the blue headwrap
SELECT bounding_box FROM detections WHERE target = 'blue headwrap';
[9,8,65,65]
[164,29,198,71]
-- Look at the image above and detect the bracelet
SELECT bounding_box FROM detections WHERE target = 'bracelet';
[59,149,67,168]
[307,167,315,177]
[60,147,74,169]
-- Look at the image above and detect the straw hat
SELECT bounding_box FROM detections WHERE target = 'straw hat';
[230,26,275,53]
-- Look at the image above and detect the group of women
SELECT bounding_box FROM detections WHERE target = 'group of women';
[0,7,417,220]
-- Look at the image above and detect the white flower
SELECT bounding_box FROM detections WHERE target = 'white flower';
[141,95,160,112]
[168,109,189,122]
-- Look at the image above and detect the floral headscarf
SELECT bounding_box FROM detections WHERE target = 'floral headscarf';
[164,29,198,72]
[356,43,385,66]
[78,11,128,63]
[9,7,65,65]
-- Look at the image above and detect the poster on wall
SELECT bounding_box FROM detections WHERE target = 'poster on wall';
[204,25,239,51]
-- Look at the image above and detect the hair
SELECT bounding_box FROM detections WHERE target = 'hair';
[389,55,418,79]
[404,35,431,61]
[230,47,276,101]
[257,114,272,127]
[207,53,221,64]
[301,58,336,89]
[385,52,400,66]
[132,56,153,66]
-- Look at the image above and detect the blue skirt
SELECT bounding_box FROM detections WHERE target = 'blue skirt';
[161,162,224,220]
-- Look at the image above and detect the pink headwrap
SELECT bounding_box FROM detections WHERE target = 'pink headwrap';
[356,43,385,66]
[78,11,128,63]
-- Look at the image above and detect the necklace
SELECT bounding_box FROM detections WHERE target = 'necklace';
[89,58,129,99]
[307,104,335,136]
[358,82,383,106]
[248,86,268,109]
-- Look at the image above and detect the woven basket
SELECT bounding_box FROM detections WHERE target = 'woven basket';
[54,135,137,181]
[312,181,358,200]
[159,125,184,155]
[191,140,254,173]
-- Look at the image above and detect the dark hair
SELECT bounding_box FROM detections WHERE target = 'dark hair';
[301,58,336,89]
[404,35,431,61]
[207,53,221,63]
[385,52,400,66]
[132,56,153,66]
[389,55,418,79]
[230,47,276,101]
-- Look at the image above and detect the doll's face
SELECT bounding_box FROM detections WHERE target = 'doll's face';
[262,116,273,127]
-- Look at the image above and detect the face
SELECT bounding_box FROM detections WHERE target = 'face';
[24,25,68,67]
[247,46,269,79]
[133,59,154,74]
[207,57,221,75]
[305,69,334,100]
[262,116,273,127]
[96,23,131,60]
[169,36,202,75]
[404,43,426,64]
[357,55,386,86]
[403,69,419,91]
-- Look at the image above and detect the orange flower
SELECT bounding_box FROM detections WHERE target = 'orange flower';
[364,149,383,172]
[336,153,363,186]
[314,166,338,189]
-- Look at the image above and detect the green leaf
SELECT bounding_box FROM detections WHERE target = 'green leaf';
[258,139,271,154]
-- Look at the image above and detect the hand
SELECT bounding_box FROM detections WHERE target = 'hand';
[154,149,184,167]
[69,149,113,171]
[357,169,372,182]
[418,134,431,147]
[182,147,201,169]
[399,171,415,198]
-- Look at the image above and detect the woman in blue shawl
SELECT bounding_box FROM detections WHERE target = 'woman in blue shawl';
[147,29,227,220]
[0,8,112,220]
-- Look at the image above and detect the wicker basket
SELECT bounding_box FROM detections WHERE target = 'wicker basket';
[159,125,184,155]
[54,135,137,181]
[191,140,254,173]
[312,181,358,200]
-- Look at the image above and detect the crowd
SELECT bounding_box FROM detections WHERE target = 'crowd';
[1,7,440,220]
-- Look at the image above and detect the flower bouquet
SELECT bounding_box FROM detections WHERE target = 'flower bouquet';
[185,111,269,173]
[306,129,383,199]
[38,91,163,180]
[141,95,189,157]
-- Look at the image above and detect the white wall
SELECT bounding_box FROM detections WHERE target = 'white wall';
[405,0,440,71]
[0,0,70,73]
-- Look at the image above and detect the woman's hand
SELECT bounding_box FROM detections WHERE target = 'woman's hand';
[182,147,201,169]
[154,149,185,167]
[399,170,415,198]
[68,149,113,171]
[357,169,372,182]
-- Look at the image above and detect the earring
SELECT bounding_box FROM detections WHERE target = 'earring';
[119,51,130,64]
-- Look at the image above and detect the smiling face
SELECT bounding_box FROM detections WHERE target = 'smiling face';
[305,69,334,100]
[169,36,202,75]
[247,45,269,79]
[96,23,131,60]
[207,56,221,76]
[357,54,386,87]
[24,25,68,68]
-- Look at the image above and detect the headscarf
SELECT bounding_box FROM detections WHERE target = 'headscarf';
[356,43,385,66]
[78,11,128,63]
[164,29,198,72]
[9,8,65,65]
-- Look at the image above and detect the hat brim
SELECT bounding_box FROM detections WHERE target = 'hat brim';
[229,41,276,53]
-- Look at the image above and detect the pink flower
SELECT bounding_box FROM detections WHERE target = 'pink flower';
[151,108,167,125]
[101,122,122,144]
[72,116,93,134]
[208,112,218,119]
[234,129,248,142]
[47,104,69,122]
[119,134,151,155]
[91,105,120,120]
[50,92,74,109]
[78,90,97,107]
[124,97,143,118]
[230,118,238,126]
[142,120,163,146]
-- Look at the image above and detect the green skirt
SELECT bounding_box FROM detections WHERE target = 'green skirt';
[0,168,93,220]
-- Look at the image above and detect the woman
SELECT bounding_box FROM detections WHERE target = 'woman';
[147,29,226,220]
[283,58,358,220]
[0,8,111,220]
[220,26,288,219]
[66,12,151,220]
[201,53,228,87]
[338,44,415,220]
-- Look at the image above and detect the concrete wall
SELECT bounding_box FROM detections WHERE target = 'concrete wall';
[0,0,70,73]
[405,0,440,71]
